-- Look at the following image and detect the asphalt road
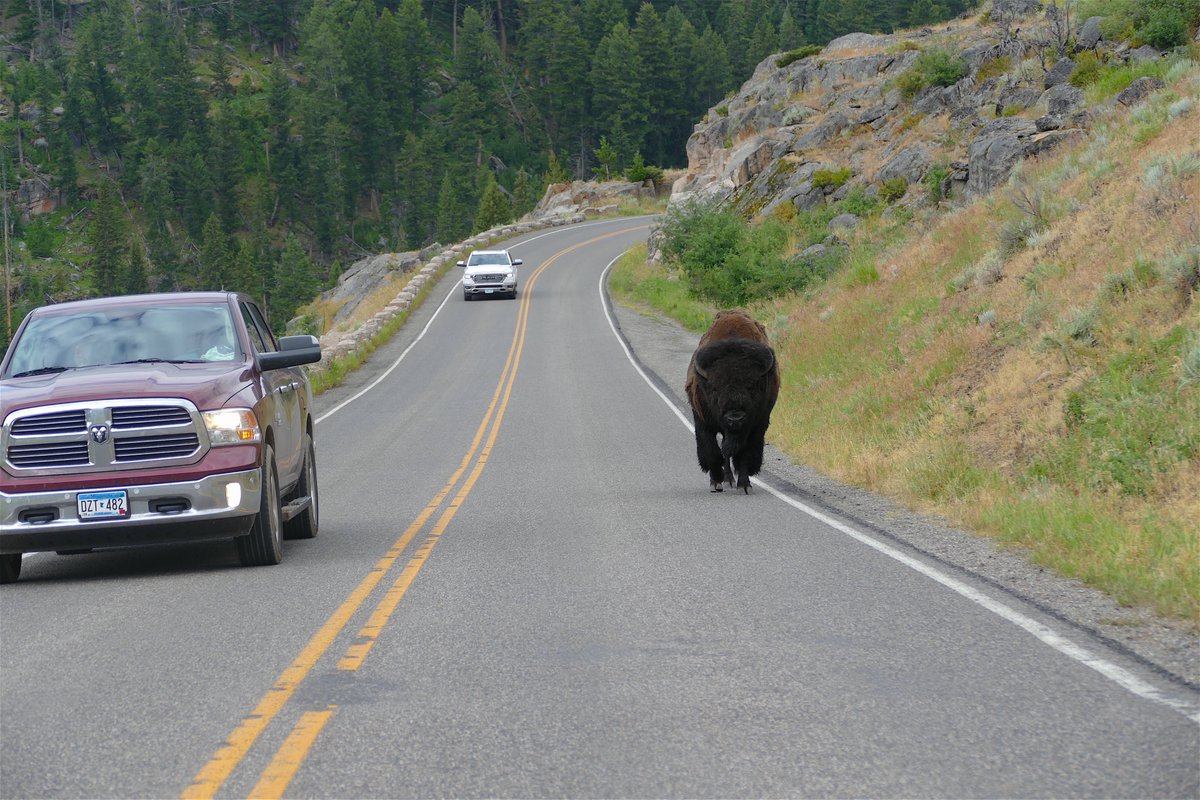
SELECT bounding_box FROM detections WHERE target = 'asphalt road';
[1,217,1197,799]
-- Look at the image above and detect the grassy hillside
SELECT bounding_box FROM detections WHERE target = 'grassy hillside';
[611,63,1200,625]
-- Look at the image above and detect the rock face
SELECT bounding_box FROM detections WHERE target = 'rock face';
[531,179,659,219]
[317,245,442,328]
[668,5,1167,220]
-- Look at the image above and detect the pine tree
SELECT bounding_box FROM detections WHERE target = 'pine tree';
[397,132,436,248]
[88,180,129,295]
[593,136,619,180]
[230,238,262,299]
[272,233,316,332]
[343,2,384,200]
[123,240,149,295]
[475,173,512,232]
[546,150,571,184]
[518,0,587,157]
[436,173,470,243]
[199,213,232,290]
[590,22,646,170]
[512,168,538,218]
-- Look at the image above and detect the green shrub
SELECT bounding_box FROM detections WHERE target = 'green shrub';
[976,55,1012,83]
[896,49,969,101]
[925,161,951,203]
[1082,0,1200,46]
[776,45,823,68]
[23,218,59,259]
[880,177,909,203]
[837,186,880,216]
[812,167,852,190]
[1069,51,1105,88]
[657,200,831,305]
[1137,8,1190,48]
[626,152,665,185]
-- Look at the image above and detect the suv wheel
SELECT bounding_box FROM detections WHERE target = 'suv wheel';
[284,433,319,540]
[0,554,21,584]
[237,443,283,566]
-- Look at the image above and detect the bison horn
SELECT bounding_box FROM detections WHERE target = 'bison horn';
[760,350,776,377]
[693,361,709,381]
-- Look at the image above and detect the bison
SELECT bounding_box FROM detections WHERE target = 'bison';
[686,310,781,493]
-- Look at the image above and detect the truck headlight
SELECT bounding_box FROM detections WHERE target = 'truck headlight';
[203,408,262,446]
[462,274,475,285]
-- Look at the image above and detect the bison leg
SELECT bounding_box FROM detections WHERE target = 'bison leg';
[731,430,767,494]
[693,419,726,491]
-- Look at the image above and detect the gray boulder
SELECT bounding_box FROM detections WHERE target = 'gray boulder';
[992,0,1042,14]
[1129,45,1161,62]
[1077,16,1104,50]
[1042,83,1085,116]
[966,117,1038,198]
[1044,57,1076,89]
[791,111,854,151]
[828,213,860,232]
[1116,76,1166,106]
[875,145,932,184]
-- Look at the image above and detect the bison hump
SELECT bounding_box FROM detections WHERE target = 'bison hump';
[694,338,776,377]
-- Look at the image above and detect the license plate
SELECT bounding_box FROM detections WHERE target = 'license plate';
[78,490,129,520]
[485,288,494,294]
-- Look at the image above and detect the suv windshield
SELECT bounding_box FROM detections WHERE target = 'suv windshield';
[5,302,242,378]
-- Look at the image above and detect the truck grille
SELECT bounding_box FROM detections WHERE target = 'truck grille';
[112,406,192,429]
[8,441,91,468]
[473,273,507,283]
[114,433,200,462]
[3,399,208,476]
[11,409,87,436]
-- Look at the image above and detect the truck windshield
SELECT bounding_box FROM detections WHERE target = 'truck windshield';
[5,303,242,378]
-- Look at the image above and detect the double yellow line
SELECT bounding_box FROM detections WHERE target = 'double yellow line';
[182,229,634,800]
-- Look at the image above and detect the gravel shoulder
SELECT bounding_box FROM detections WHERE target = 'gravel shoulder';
[608,298,1200,691]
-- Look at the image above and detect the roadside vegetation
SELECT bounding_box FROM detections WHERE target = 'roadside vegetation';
[610,62,1200,624]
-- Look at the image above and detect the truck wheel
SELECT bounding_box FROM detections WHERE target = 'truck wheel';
[0,554,20,584]
[237,444,283,567]
[284,433,319,540]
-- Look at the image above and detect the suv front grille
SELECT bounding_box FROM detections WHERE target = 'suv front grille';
[3,399,208,476]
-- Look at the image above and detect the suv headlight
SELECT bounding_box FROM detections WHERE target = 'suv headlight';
[203,408,262,446]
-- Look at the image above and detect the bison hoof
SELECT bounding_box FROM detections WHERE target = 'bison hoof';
[710,481,724,492]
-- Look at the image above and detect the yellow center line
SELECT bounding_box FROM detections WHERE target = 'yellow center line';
[181,228,639,800]
[245,706,338,800]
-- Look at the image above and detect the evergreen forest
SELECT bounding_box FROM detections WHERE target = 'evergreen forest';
[0,0,976,341]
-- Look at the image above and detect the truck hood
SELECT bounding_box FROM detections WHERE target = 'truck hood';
[0,362,256,416]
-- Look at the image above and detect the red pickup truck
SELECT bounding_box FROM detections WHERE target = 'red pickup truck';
[0,292,322,583]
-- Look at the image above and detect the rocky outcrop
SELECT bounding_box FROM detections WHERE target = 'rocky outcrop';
[531,178,659,219]
[668,1,1171,220]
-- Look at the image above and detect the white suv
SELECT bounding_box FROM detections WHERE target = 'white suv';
[458,250,521,300]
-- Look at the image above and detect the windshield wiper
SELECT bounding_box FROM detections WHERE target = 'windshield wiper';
[112,358,207,365]
[11,366,72,378]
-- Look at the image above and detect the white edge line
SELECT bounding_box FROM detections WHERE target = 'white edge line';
[598,251,1200,726]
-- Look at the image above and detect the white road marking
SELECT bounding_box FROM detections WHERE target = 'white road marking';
[598,252,1200,726]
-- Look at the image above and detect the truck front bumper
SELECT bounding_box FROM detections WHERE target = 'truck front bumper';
[0,469,262,554]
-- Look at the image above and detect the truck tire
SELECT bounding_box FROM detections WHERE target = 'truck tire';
[0,554,20,584]
[237,444,283,566]
[284,433,319,540]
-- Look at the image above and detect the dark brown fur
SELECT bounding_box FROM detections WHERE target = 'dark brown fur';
[685,310,780,493]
